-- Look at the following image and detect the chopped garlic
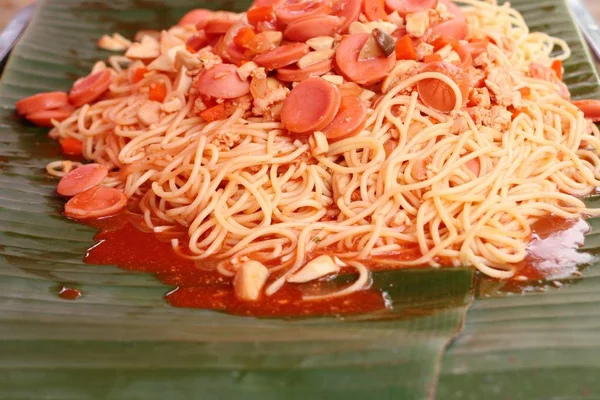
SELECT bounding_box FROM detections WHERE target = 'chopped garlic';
[125,35,160,59]
[321,74,344,85]
[387,11,404,27]
[288,255,340,283]
[445,49,461,63]
[138,101,162,125]
[233,260,269,301]
[359,89,376,101]
[160,30,184,54]
[436,44,453,58]
[261,31,283,47]
[406,11,430,38]
[297,49,335,69]
[90,61,107,74]
[306,36,335,51]
[162,96,183,113]
[363,21,398,36]
[348,21,370,35]
[97,34,132,52]
[174,66,193,93]
[237,61,259,81]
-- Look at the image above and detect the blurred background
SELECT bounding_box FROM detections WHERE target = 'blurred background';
[1,0,599,30]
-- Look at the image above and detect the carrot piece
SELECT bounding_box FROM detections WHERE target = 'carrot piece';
[551,59,563,80]
[395,35,418,60]
[233,27,256,48]
[518,87,531,98]
[59,138,83,156]
[432,35,457,51]
[363,0,387,21]
[423,53,442,63]
[200,103,235,122]
[149,82,167,102]
[131,67,148,84]
[247,6,274,25]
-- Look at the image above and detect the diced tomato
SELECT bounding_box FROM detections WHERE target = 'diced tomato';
[363,0,387,21]
[551,59,563,80]
[423,53,442,63]
[131,67,148,84]
[518,87,531,98]
[200,103,236,122]
[59,138,83,156]
[431,35,457,51]
[247,6,274,25]
[233,27,256,48]
[395,35,417,60]
[149,82,167,102]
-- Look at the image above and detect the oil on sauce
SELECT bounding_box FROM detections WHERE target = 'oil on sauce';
[83,214,385,317]
[81,213,593,315]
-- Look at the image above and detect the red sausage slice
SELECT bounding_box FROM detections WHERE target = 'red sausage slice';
[26,106,74,127]
[253,42,310,70]
[334,33,396,85]
[384,0,437,16]
[416,61,469,112]
[64,186,127,219]
[281,77,341,133]
[276,59,333,82]
[275,0,331,25]
[194,63,250,99]
[178,9,214,27]
[16,92,69,116]
[69,70,112,107]
[431,0,467,40]
[283,15,341,42]
[571,99,600,122]
[322,96,367,141]
[57,163,109,197]
[332,0,361,33]
[205,18,237,34]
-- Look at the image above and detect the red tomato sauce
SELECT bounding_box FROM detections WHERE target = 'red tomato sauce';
[58,286,82,300]
[83,213,386,317]
[80,212,591,315]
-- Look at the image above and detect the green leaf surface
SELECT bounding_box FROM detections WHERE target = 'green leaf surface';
[0,1,475,399]
[0,0,599,398]
[438,1,600,398]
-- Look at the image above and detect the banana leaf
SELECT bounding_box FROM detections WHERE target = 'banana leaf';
[438,0,600,398]
[0,0,597,399]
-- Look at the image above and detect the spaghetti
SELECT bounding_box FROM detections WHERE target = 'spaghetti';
[15,0,600,301]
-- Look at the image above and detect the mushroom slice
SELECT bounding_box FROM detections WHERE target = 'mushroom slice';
[288,255,341,283]
[233,260,270,301]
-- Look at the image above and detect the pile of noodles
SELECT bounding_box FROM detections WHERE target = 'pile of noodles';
[47,0,600,295]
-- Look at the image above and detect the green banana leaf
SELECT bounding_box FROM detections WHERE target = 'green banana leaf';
[0,0,597,399]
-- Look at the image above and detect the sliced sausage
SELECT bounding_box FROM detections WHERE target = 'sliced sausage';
[276,59,333,82]
[334,33,396,85]
[16,92,69,116]
[322,96,368,141]
[283,15,341,42]
[253,42,310,70]
[194,63,250,99]
[64,186,127,219]
[57,163,109,197]
[281,77,341,133]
